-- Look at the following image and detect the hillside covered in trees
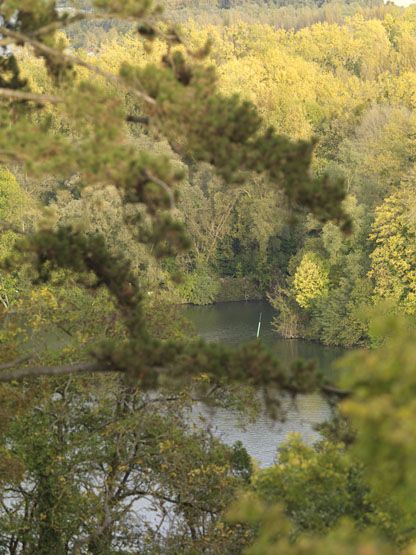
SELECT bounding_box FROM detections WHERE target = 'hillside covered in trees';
[1,0,416,553]
[57,1,416,347]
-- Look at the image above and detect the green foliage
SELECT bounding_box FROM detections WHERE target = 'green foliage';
[0,3,343,548]
[229,499,403,555]
[341,105,416,205]
[177,264,220,305]
[93,0,157,18]
[0,0,351,387]
[269,288,305,339]
[228,315,416,553]
[268,192,374,345]
[39,7,416,347]
[339,315,416,540]
[167,12,416,342]
[311,275,371,346]
[253,435,374,536]
[0,377,252,552]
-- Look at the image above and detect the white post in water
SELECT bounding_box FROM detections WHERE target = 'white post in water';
[256,312,262,338]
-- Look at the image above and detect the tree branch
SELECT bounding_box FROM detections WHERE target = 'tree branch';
[0,354,351,399]
[0,355,32,371]
[119,487,219,515]
[126,114,150,125]
[0,88,63,104]
[0,361,112,382]
[321,384,351,398]
[0,27,156,107]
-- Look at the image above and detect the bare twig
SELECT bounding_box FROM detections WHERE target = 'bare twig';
[145,171,176,210]
[120,487,219,515]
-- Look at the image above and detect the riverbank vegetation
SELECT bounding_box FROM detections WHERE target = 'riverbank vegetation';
[0,0,416,553]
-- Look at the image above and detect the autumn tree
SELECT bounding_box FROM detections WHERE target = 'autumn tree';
[369,184,416,315]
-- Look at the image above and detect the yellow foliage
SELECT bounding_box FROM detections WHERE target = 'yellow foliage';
[369,187,416,314]
[293,253,329,309]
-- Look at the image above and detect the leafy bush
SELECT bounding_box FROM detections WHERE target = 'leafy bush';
[177,265,220,305]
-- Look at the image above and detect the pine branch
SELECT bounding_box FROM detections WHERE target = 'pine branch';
[0,361,110,382]
[0,355,352,400]
[0,88,63,104]
[0,27,156,106]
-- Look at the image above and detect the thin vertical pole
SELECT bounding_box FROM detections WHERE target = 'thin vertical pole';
[256,312,262,338]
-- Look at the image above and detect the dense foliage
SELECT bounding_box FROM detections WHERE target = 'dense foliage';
[167,8,416,347]
[0,0,416,553]
[58,3,416,348]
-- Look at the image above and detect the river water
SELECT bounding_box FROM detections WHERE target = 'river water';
[137,300,344,530]
[183,300,344,467]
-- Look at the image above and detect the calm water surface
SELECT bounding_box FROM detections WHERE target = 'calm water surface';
[183,301,344,467]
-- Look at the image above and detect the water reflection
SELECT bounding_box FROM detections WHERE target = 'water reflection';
[183,300,344,372]
[184,301,342,466]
